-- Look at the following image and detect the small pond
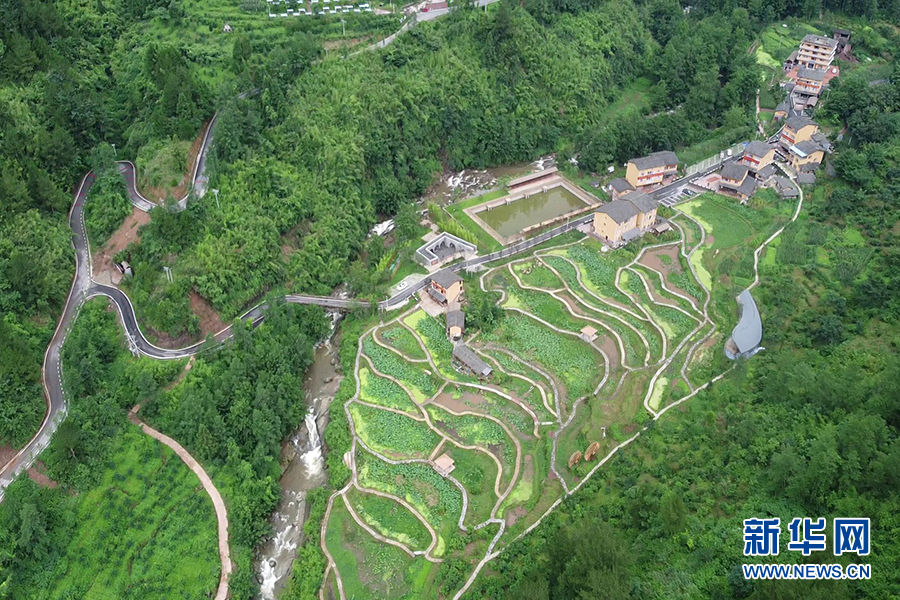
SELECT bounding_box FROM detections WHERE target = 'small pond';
[477,186,587,237]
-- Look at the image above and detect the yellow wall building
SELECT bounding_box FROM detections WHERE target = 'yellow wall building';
[780,116,819,148]
[625,151,679,189]
[593,191,658,245]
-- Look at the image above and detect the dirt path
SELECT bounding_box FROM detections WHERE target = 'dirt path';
[128,405,231,600]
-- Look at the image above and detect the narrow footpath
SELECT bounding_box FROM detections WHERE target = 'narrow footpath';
[128,404,232,600]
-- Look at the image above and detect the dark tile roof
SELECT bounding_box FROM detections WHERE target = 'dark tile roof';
[721,162,750,182]
[745,140,774,159]
[721,175,757,198]
[596,199,640,225]
[773,176,799,197]
[792,140,825,156]
[630,151,679,171]
[426,286,446,304]
[798,172,817,185]
[622,191,658,214]
[786,115,817,131]
[452,344,492,377]
[446,308,465,329]
[609,177,634,193]
[431,270,463,290]
[756,164,777,181]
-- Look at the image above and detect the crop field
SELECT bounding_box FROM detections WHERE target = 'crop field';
[350,403,440,459]
[320,194,779,596]
[47,428,219,598]
[362,336,441,402]
[346,488,433,552]
[484,314,603,400]
[359,367,420,414]
[442,446,500,527]
[377,325,428,360]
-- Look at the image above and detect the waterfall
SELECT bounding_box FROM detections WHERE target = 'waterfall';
[300,411,323,478]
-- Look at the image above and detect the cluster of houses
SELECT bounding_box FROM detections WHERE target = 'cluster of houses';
[707,115,830,203]
[780,29,850,113]
[595,152,679,246]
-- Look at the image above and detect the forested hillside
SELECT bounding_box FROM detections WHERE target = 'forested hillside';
[2,0,900,597]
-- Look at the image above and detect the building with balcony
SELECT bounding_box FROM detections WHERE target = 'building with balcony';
[780,116,819,149]
[624,151,679,190]
[796,67,826,95]
[741,141,777,173]
[787,134,831,172]
[798,34,838,70]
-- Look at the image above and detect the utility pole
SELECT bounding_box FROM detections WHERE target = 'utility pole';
[111,143,117,157]
[213,188,220,209]
[341,19,346,36]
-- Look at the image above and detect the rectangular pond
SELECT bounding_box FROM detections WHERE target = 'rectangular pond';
[476,186,589,238]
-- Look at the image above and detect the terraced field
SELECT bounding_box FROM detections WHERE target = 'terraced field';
[317,195,790,599]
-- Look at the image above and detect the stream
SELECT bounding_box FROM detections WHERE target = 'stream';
[256,318,343,599]
[422,155,556,204]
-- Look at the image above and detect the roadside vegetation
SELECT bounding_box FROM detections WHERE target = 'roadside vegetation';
[0,299,219,598]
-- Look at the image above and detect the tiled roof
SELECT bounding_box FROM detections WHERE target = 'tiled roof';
[622,191,658,214]
[785,115,817,130]
[721,162,750,182]
[609,177,634,193]
[630,151,679,171]
[431,270,463,289]
[745,140,774,159]
[452,344,492,377]
[597,199,640,225]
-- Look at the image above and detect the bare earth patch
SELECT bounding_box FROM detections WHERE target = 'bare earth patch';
[639,245,701,304]
[27,461,58,489]
[433,391,486,414]
[92,207,151,283]
[190,291,227,338]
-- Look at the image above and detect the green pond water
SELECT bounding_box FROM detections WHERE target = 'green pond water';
[477,186,588,237]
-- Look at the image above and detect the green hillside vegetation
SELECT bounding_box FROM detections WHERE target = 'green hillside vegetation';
[0,300,219,598]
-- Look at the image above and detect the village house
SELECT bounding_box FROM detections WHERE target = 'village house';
[788,137,828,172]
[834,28,852,54]
[795,67,826,96]
[774,100,790,121]
[741,140,777,173]
[772,176,800,199]
[446,304,465,341]
[452,344,492,379]
[780,116,819,149]
[580,326,598,343]
[798,34,838,70]
[427,270,464,306]
[624,151,679,190]
[592,191,659,246]
[607,177,635,199]
[718,162,757,202]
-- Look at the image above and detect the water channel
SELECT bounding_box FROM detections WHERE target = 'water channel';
[256,322,343,599]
